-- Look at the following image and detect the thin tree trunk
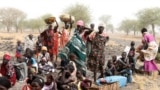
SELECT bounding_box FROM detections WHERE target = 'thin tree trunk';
[151,24,155,37]
[7,26,9,32]
[133,27,136,36]
[16,26,18,33]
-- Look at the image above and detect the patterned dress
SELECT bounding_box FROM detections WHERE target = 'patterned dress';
[88,32,108,72]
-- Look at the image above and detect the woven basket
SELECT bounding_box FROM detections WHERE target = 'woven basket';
[59,14,75,23]
[44,17,55,24]
[87,82,119,90]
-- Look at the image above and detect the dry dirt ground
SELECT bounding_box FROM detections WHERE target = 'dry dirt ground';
[0,32,160,90]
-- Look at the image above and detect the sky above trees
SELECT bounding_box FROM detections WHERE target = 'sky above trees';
[0,0,160,27]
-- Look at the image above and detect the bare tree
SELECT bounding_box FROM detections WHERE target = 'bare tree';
[0,8,26,32]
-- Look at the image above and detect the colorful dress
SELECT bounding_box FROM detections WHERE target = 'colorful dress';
[59,33,87,75]
[141,32,159,72]
[88,32,108,72]
[40,29,54,61]
[0,61,16,86]
[53,32,60,56]
[61,29,70,48]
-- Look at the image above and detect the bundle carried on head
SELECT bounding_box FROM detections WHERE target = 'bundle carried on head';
[59,14,75,23]
[44,17,55,24]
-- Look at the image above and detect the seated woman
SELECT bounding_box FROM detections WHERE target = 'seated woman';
[0,54,16,86]
[38,57,54,75]
[42,74,57,90]
[96,76,127,88]
[77,71,92,90]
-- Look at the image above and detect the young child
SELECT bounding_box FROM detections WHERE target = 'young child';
[128,41,136,74]
[31,78,44,90]
[42,74,57,90]
[15,40,23,60]
[105,55,117,76]
[38,57,54,75]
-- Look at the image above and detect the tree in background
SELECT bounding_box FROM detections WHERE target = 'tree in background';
[0,8,26,32]
[99,15,114,33]
[119,19,138,35]
[26,14,53,33]
[136,7,160,37]
[63,3,91,26]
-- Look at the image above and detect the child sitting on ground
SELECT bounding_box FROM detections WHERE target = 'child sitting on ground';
[42,74,57,90]
[38,57,54,75]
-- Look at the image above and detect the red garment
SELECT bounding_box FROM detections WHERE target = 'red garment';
[61,29,69,48]
[0,63,16,86]
[53,32,59,55]
[41,29,54,55]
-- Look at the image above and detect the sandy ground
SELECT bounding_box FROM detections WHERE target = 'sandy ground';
[0,32,160,90]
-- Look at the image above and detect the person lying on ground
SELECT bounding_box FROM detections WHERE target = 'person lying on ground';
[96,76,127,88]
[0,54,16,86]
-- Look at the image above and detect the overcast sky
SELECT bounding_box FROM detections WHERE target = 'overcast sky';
[0,0,160,27]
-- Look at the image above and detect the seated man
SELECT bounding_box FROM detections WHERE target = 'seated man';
[105,55,117,76]
[116,52,132,83]
[0,54,16,86]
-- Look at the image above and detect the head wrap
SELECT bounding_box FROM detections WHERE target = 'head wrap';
[76,20,84,26]
[98,23,105,27]
[41,46,47,51]
[3,54,11,61]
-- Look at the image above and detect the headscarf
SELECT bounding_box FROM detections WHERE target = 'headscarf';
[41,46,47,51]
[98,23,105,27]
[3,54,11,61]
[76,20,84,26]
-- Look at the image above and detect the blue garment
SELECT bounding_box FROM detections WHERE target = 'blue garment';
[120,69,132,83]
[31,58,37,65]
[96,76,127,88]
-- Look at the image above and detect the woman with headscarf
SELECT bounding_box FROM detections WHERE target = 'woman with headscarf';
[140,28,159,77]
[88,23,109,82]
[59,20,88,76]
[60,17,72,48]
[0,54,16,86]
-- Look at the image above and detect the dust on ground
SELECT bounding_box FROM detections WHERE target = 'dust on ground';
[0,32,160,90]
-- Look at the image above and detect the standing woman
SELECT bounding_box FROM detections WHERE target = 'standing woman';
[88,24,109,82]
[141,28,159,78]
[52,20,60,63]
[60,22,72,48]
